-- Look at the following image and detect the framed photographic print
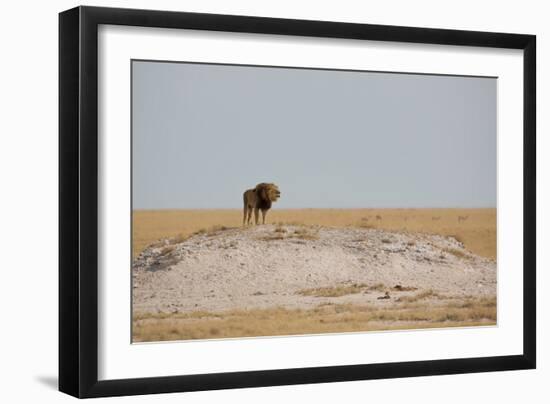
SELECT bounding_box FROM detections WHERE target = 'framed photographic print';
[59,6,536,398]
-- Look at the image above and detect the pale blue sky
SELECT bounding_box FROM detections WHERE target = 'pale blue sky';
[132,60,496,209]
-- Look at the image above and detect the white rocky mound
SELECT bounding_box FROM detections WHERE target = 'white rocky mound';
[132,225,496,314]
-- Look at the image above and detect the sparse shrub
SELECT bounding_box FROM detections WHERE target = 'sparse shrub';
[298,284,366,297]
[206,225,235,236]
[297,283,387,297]
[192,225,235,238]
[168,233,190,245]
[293,227,319,240]
[278,221,305,226]
[449,234,465,245]
[212,225,231,232]
[368,283,386,292]
[392,284,418,292]
[260,234,286,241]
[438,312,462,322]
[442,247,468,259]
[159,245,175,256]
[396,289,440,303]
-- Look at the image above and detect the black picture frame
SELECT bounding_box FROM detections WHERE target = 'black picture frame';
[59,5,536,398]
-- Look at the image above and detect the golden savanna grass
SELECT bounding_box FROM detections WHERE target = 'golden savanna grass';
[132,208,496,259]
[297,283,386,297]
[132,297,496,342]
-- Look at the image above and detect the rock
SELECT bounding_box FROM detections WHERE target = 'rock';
[377,292,391,300]
[132,224,496,313]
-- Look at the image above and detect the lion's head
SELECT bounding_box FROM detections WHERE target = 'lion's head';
[255,183,281,203]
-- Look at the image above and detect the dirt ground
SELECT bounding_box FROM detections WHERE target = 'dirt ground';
[131,211,496,342]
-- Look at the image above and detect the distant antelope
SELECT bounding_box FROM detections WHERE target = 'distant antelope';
[458,215,469,223]
[432,216,441,221]
[375,215,382,221]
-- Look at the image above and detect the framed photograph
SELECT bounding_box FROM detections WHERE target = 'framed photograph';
[59,6,536,398]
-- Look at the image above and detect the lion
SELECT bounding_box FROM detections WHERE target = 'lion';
[243,183,281,226]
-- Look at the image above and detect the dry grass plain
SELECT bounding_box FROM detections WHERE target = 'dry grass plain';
[133,296,496,342]
[132,208,496,341]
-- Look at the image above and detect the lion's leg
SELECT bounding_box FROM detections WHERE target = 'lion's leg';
[246,207,252,225]
[254,208,259,225]
[261,209,267,224]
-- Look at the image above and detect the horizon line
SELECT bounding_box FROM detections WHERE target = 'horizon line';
[132,206,497,211]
